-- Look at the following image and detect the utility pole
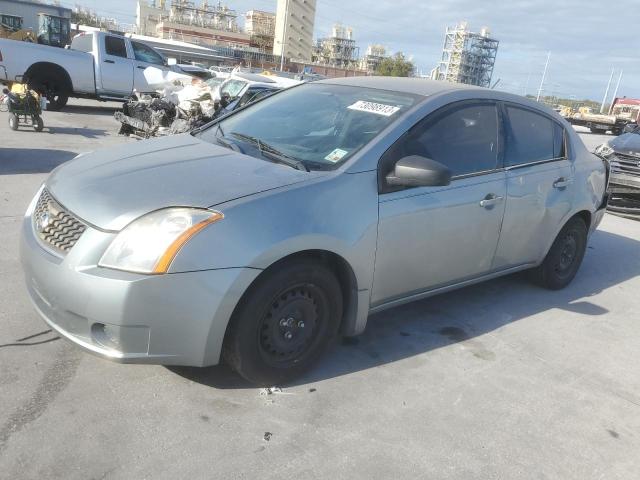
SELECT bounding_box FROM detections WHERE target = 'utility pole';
[536,52,550,102]
[608,70,623,114]
[279,0,289,72]
[600,67,614,113]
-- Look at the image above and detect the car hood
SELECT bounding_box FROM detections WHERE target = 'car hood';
[47,134,322,231]
[609,133,640,156]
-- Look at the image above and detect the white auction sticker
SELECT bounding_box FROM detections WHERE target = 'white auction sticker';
[325,148,349,163]
[348,100,401,116]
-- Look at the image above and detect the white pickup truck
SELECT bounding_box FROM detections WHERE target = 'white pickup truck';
[0,31,192,110]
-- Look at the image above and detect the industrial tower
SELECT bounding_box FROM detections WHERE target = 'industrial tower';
[434,22,499,88]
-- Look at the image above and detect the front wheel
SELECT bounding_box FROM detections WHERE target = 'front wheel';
[8,113,18,130]
[223,259,343,385]
[528,217,588,290]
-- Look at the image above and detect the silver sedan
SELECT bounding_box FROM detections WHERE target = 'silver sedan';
[21,77,608,384]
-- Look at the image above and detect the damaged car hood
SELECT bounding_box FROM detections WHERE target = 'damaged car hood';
[47,134,322,231]
[609,133,640,156]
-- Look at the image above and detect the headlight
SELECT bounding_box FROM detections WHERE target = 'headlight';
[99,208,223,274]
[594,143,615,158]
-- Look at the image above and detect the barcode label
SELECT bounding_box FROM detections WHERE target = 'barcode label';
[348,100,401,117]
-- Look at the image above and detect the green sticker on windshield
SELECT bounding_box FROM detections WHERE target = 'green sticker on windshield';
[325,148,348,163]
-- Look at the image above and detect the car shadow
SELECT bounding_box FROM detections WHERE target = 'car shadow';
[44,127,108,139]
[61,104,123,116]
[0,148,77,174]
[169,226,640,389]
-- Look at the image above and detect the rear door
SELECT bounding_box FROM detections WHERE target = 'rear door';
[98,35,134,96]
[493,104,574,268]
[372,101,507,306]
[130,41,171,93]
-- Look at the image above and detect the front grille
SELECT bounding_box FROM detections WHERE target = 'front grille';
[33,189,86,254]
[611,153,640,177]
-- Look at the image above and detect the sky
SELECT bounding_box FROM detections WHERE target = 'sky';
[56,0,640,101]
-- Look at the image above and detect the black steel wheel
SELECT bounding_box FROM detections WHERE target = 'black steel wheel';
[528,216,588,290]
[224,259,343,385]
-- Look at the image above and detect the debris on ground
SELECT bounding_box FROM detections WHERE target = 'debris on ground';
[263,432,272,441]
[259,387,283,396]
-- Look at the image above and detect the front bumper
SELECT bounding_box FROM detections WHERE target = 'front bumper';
[20,213,260,366]
[609,172,640,194]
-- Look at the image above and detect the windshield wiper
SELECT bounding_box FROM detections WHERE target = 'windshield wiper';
[230,132,309,172]
[212,123,244,153]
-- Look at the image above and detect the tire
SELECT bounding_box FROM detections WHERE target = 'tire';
[223,259,343,385]
[8,113,18,130]
[33,116,44,132]
[528,217,588,290]
[46,93,68,111]
[590,127,606,134]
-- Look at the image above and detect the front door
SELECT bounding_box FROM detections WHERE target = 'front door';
[372,101,507,306]
[130,40,172,93]
[99,35,133,96]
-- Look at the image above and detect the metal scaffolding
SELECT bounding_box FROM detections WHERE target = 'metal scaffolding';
[312,23,359,69]
[435,22,498,88]
[168,0,239,32]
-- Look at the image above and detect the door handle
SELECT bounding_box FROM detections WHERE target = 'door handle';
[553,177,573,189]
[137,65,146,69]
[104,59,115,64]
[479,194,504,208]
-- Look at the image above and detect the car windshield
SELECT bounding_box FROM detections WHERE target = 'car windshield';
[197,83,422,169]
[220,79,248,99]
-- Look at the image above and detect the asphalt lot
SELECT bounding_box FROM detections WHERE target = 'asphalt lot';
[1,100,639,479]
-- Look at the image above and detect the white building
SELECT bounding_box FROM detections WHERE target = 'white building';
[272,0,316,63]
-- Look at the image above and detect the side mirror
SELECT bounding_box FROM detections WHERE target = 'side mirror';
[167,57,177,66]
[386,155,451,188]
[623,123,637,134]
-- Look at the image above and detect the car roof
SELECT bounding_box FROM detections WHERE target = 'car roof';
[317,76,564,121]
[318,76,481,96]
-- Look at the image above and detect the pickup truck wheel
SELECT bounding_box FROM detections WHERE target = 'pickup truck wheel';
[46,93,68,111]
[223,260,343,385]
[528,217,587,290]
[8,113,18,131]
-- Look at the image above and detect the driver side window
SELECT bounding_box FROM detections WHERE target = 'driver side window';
[131,41,164,65]
[382,102,500,184]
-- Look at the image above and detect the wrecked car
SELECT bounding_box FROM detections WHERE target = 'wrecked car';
[21,77,608,385]
[115,72,287,138]
[595,126,640,218]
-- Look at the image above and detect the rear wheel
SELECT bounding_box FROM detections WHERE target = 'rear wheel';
[45,92,68,111]
[528,217,588,290]
[8,113,18,130]
[223,259,343,385]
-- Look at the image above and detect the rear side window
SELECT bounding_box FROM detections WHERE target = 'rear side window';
[105,36,127,58]
[397,103,499,177]
[505,106,562,166]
